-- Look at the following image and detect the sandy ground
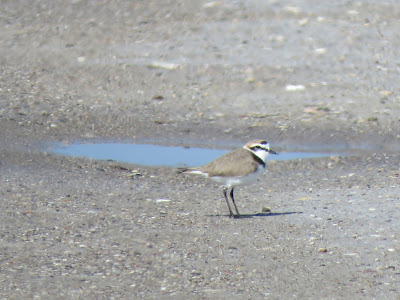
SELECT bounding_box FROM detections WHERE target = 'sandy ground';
[1,0,400,299]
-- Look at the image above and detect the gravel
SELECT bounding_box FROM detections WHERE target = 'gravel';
[1,1,400,298]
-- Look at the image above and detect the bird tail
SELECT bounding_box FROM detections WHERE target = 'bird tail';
[176,167,202,175]
[176,167,189,174]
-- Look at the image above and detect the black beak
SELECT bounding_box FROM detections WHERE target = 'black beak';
[268,149,278,155]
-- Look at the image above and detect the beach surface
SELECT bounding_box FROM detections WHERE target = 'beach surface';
[1,1,400,298]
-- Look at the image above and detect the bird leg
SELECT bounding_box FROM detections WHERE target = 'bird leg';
[230,187,241,218]
[223,187,234,218]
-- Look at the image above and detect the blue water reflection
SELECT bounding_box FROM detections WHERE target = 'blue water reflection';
[51,142,339,167]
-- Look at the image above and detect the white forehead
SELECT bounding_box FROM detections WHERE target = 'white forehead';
[244,141,270,162]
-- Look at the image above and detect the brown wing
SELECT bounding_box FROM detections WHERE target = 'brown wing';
[199,148,260,177]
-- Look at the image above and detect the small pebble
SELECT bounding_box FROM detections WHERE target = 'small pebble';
[203,1,222,8]
[298,18,309,26]
[156,199,171,203]
[262,207,271,213]
[314,48,327,55]
[284,6,302,14]
[152,95,164,101]
[148,62,179,70]
[379,90,392,96]
[285,84,306,92]
[347,10,359,15]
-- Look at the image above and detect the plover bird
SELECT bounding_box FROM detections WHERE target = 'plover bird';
[181,139,277,218]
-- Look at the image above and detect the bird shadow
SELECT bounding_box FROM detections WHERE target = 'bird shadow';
[206,211,302,219]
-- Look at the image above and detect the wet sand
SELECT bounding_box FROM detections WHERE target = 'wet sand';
[1,1,400,298]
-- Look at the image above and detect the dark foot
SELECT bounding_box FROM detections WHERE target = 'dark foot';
[228,212,240,218]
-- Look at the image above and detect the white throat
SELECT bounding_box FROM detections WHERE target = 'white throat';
[244,146,270,163]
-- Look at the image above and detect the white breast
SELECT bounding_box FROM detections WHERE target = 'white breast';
[209,164,266,187]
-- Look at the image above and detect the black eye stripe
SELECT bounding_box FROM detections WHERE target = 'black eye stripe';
[252,145,265,150]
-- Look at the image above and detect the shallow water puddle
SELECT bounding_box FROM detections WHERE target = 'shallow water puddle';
[50,142,340,167]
